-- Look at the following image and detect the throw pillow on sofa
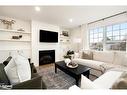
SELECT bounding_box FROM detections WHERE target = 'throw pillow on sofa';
[4,54,31,85]
[82,51,93,60]
[14,54,31,82]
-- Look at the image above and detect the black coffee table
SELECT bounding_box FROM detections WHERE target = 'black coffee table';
[55,61,91,86]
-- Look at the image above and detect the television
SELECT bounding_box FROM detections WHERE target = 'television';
[39,30,58,43]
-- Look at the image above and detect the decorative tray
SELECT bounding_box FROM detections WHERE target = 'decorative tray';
[66,63,78,68]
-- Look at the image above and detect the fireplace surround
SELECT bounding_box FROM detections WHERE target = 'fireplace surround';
[39,50,55,65]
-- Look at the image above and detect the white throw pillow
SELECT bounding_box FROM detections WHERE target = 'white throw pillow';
[80,75,100,89]
[4,58,20,84]
[4,54,31,84]
[14,54,31,82]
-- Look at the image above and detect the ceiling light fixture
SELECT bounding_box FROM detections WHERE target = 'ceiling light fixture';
[69,19,73,23]
[35,6,40,12]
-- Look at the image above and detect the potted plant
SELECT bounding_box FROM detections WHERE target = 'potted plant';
[67,50,74,55]
[63,55,71,59]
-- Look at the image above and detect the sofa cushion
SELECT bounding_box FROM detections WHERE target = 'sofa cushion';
[72,58,105,70]
[93,70,123,89]
[113,52,126,65]
[112,72,127,89]
[93,51,114,64]
[0,64,10,85]
[112,52,127,67]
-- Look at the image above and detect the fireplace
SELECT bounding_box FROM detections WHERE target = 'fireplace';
[39,50,55,65]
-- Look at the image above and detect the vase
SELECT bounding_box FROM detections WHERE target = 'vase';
[64,58,71,66]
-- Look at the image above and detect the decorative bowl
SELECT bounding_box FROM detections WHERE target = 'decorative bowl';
[66,62,78,68]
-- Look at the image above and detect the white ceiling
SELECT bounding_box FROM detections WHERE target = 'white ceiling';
[0,6,127,28]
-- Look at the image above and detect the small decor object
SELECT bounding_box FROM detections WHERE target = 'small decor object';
[64,58,71,66]
[12,35,22,39]
[63,55,71,59]
[17,28,25,32]
[67,50,74,55]
[63,50,75,60]
[0,19,15,29]
[19,35,22,38]
[62,31,69,37]
[66,62,78,68]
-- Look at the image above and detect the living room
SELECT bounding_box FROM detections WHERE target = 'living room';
[0,1,127,95]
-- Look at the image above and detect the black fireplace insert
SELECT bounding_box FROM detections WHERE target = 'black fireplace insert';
[39,50,55,65]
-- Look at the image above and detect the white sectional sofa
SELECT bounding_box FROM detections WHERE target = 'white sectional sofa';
[69,70,124,89]
[72,50,127,77]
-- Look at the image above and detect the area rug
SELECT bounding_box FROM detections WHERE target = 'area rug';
[36,64,96,89]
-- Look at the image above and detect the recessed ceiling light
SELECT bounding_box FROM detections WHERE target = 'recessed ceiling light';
[35,6,40,12]
[69,19,73,23]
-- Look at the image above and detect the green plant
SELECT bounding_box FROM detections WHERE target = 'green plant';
[63,55,71,59]
[67,50,74,55]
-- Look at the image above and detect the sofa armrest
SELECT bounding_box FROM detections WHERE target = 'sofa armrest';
[100,65,106,73]
[12,74,42,89]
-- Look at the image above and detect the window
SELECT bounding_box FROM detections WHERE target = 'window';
[89,27,103,51]
[89,22,127,51]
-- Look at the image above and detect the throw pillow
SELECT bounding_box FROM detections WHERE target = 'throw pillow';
[0,64,10,85]
[4,54,31,85]
[112,72,127,89]
[4,58,20,84]
[80,75,100,89]
[14,54,31,82]
[82,51,93,60]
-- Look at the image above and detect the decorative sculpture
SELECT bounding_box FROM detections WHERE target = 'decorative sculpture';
[0,19,15,29]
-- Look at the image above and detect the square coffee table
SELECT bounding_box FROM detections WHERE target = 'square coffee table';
[55,61,91,86]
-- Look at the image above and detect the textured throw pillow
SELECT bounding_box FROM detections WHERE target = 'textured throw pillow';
[112,72,127,89]
[82,51,93,60]
[4,54,31,84]
[14,54,31,82]
[80,75,100,89]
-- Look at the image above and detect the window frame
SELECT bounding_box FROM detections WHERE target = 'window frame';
[89,21,127,51]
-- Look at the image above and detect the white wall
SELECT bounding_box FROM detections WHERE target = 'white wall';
[0,16,31,62]
[31,20,68,66]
